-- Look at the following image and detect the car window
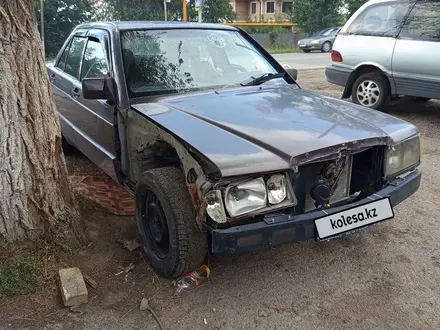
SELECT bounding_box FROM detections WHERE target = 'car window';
[64,36,87,78]
[346,1,411,36]
[81,38,109,80]
[56,40,71,71]
[399,1,440,39]
[121,29,282,97]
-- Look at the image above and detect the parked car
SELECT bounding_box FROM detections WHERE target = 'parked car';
[48,21,421,278]
[326,0,440,110]
[297,27,341,53]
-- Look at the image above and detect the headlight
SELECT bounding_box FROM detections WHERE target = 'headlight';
[385,135,421,177]
[267,174,287,204]
[205,190,227,223]
[225,178,267,217]
[310,39,320,44]
[297,40,301,45]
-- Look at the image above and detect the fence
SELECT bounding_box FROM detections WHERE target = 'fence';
[249,31,310,48]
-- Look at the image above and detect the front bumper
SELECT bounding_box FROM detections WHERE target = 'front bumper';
[208,168,421,254]
[325,64,352,87]
[298,43,322,51]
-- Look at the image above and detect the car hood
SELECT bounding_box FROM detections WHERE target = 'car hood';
[131,85,418,177]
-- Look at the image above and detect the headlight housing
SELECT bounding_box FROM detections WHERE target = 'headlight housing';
[205,173,296,222]
[384,135,421,177]
[225,178,267,217]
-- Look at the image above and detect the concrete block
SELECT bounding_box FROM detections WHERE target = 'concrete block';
[59,267,88,307]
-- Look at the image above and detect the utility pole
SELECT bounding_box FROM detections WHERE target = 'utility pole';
[40,0,45,57]
[182,0,187,21]
[164,0,167,21]
[196,0,203,22]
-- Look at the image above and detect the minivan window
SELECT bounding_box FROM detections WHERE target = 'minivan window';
[56,40,71,71]
[399,1,440,39]
[346,1,411,36]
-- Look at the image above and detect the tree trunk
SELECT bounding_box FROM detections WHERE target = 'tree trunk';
[0,0,86,248]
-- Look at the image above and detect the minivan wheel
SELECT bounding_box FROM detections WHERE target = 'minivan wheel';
[135,167,208,278]
[61,136,77,154]
[302,49,311,53]
[321,41,332,53]
[352,73,390,110]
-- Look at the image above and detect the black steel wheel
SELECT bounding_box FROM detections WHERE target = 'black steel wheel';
[135,167,208,278]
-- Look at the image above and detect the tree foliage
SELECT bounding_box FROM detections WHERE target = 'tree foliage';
[34,0,93,57]
[292,0,344,34]
[188,0,236,23]
[345,0,368,18]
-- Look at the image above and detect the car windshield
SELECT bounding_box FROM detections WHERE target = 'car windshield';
[321,28,337,36]
[121,29,284,97]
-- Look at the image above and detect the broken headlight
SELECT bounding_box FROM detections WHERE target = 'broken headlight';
[205,190,227,223]
[384,135,421,177]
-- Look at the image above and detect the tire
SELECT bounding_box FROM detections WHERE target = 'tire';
[302,49,311,53]
[135,167,208,278]
[321,41,332,53]
[351,72,390,110]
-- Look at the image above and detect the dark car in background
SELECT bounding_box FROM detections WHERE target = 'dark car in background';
[298,27,341,53]
[47,21,421,279]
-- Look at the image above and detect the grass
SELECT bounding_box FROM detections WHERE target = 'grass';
[267,46,303,54]
[0,256,39,296]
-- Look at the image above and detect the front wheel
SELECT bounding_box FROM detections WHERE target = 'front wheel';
[321,41,332,53]
[135,167,208,278]
[351,73,390,110]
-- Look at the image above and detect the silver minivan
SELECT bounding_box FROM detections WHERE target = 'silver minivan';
[325,0,440,110]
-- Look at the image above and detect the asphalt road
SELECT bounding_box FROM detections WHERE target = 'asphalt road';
[273,52,332,70]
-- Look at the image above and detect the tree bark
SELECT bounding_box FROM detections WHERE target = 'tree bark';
[0,0,86,248]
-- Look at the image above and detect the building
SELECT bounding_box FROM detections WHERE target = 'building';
[229,0,293,22]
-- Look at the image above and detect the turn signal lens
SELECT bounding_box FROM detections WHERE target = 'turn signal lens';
[331,50,343,62]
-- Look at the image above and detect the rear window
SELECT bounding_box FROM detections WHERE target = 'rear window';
[346,1,411,36]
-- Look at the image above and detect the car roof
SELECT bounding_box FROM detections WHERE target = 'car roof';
[75,21,239,32]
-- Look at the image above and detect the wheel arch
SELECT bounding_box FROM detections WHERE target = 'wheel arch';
[342,64,393,99]
[127,107,221,228]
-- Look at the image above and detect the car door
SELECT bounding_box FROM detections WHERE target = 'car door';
[49,33,89,146]
[392,0,440,99]
[71,30,117,180]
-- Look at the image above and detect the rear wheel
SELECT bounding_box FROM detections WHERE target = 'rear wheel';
[321,41,332,53]
[351,73,390,110]
[135,167,208,278]
[302,49,311,53]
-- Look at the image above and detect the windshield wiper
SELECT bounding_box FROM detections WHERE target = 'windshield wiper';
[240,72,286,87]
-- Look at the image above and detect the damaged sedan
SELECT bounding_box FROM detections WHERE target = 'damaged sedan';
[47,22,421,278]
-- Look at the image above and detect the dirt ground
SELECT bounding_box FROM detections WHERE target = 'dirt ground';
[1,69,440,330]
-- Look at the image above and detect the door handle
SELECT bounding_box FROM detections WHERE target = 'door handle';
[72,87,81,98]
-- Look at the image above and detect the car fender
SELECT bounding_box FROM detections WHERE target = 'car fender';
[342,62,394,99]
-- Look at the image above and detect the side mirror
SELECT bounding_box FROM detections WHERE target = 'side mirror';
[286,68,298,80]
[82,77,117,104]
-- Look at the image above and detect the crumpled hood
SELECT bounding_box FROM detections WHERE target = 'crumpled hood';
[131,85,418,177]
